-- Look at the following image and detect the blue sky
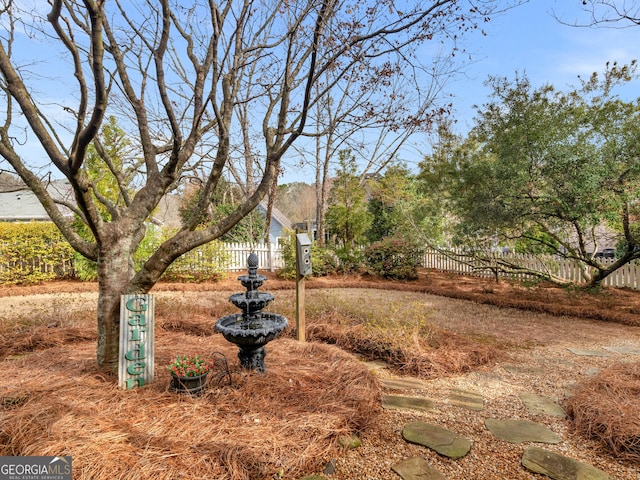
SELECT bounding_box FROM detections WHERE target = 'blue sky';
[447,0,640,132]
[3,1,639,185]
[280,1,640,183]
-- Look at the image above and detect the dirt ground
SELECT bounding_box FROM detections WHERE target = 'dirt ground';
[2,269,639,327]
[1,270,640,479]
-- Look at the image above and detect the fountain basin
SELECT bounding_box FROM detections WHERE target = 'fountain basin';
[229,292,274,314]
[215,313,288,372]
[215,312,288,347]
[238,273,267,291]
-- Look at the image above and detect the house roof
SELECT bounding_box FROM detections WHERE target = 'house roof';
[0,177,293,234]
[258,200,292,231]
[0,180,74,221]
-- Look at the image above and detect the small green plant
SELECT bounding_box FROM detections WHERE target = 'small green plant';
[167,353,214,377]
[364,236,423,280]
[334,245,364,274]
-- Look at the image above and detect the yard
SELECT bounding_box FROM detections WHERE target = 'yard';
[1,270,639,479]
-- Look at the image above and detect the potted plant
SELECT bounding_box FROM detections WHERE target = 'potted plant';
[167,353,214,395]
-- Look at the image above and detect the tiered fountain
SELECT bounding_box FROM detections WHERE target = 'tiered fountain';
[214,253,288,372]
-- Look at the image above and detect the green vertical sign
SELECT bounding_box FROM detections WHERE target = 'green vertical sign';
[118,294,154,390]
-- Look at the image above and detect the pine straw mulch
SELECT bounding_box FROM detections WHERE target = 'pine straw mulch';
[2,271,640,473]
[565,362,640,464]
[0,334,380,480]
[306,321,499,379]
[0,325,96,358]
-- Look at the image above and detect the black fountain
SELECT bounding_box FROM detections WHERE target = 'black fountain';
[214,253,289,373]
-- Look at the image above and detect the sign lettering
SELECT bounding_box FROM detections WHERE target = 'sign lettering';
[118,294,154,390]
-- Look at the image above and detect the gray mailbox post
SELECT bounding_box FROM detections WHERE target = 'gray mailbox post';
[295,233,312,341]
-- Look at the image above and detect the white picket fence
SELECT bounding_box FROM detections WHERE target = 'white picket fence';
[1,242,639,290]
[225,242,285,272]
[227,244,639,290]
[421,250,640,290]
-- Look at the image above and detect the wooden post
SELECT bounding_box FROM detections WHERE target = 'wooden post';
[296,270,305,342]
[294,233,312,342]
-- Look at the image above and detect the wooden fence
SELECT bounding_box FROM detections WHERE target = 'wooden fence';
[2,242,639,290]
[421,250,640,290]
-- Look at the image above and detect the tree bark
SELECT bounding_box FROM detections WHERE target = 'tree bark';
[95,226,138,371]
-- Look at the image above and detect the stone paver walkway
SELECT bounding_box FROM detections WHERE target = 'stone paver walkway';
[402,421,472,459]
[484,418,561,444]
[519,392,566,418]
[299,344,640,480]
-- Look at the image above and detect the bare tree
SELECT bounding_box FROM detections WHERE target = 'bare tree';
[0,0,505,371]
[295,38,457,244]
[275,181,316,228]
[572,1,640,27]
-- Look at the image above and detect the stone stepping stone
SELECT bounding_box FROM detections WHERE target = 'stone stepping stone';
[567,348,610,357]
[391,456,447,480]
[382,395,435,412]
[448,388,483,411]
[402,421,472,459]
[522,446,612,480]
[363,360,391,371]
[323,459,337,475]
[338,433,361,449]
[381,377,426,390]
[485,418,561,444]
[502,364,545,374]
[519,393,566,418]
[602,345,640,355]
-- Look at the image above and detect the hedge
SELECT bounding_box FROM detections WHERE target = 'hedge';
[0,222,231,284]
[0,222,75,284]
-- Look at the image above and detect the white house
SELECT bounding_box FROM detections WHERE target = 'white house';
[0,180,75,221]
[0,178,291,245]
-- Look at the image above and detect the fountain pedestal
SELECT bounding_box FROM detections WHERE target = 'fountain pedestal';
[214,254,288,373]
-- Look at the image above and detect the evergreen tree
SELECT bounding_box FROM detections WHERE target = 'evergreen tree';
[325,151,372,249]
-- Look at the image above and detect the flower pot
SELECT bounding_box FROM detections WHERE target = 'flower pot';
[169,372,208,395]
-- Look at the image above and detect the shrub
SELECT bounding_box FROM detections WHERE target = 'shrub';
[364,236,423,280]
[277,230,297,279]
[72,225,231,282]
[334,246,364,274]
[139,226,230,281]
[311,243,340,276]
[0,222,75,284]
[164,239,229,282]
[73,253,98,281]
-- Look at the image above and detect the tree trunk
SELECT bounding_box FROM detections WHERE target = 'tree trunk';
[95,231,138,372]
[585,255,636,288]
[315,161,329,245]
[263,169,279,244]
